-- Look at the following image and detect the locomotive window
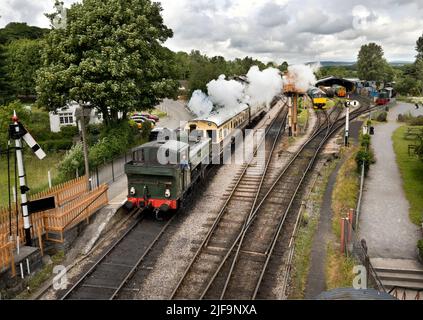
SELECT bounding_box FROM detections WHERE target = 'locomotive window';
[165,149,170,157]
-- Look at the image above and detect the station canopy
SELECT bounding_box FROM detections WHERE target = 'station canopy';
[315,76,356,92]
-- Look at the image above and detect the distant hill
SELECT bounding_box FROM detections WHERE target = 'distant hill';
[306,60,413,67]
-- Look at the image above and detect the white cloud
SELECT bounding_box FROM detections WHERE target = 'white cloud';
[1,0,422,63]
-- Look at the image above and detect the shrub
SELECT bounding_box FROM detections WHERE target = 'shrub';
[360,134,371,149]
[57,143,84,179]
[410,116,423,126]
[355,149,375,173]
[39,139,73,152]
[60,126,79,138]
[418,239,423,261]
[376,111,388,122]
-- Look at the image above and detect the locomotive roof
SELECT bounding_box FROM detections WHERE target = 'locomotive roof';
[190,103,249,127]
[133,140,189,153]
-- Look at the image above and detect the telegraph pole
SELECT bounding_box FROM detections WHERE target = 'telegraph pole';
[77,102,90,190]
[345,103,350,147]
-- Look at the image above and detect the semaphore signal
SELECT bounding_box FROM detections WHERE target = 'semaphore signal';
[8,111,47,246]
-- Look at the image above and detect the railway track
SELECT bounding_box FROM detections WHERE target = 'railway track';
[170,99,291,299]
[171,99,374,300]
[60,211,175,300]
[58,97,289,300]
[198,108,338,300]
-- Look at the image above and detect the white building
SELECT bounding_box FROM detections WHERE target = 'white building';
[49,101,104,132]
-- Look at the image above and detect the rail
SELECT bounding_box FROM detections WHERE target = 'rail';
[170,97,289,299]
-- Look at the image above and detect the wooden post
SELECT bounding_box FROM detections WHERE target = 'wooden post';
[37,226,44,256]
[10,244,15,277]
[340,218,346,254]
[293,94,298,136]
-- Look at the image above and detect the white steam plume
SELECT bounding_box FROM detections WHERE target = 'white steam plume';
[284,64,317,92]
[187,66,283,118]
[187,90,213,118]
[246,66,283,107]
[207,75,244,109]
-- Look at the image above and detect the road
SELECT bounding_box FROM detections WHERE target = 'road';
[156,99,194,130]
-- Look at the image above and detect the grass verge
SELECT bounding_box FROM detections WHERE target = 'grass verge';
[392,126,423,225]
[331,146,360,237]
[15,251,65,299]
[0,152,63,207]
[289,160,338,299]
[325,146,361,290]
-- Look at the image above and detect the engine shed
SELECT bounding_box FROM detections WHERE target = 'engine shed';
[315,76,356,93]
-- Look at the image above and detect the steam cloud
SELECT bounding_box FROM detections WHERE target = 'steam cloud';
[187,66,283,118]
[283,64,319,92]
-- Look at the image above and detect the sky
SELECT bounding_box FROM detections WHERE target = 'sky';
[0,0,422,64]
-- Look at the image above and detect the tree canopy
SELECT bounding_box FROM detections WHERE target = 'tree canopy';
[357,43,394,83]
[36,0,179,124]
[6,39,43,99]
[0,22,48,44]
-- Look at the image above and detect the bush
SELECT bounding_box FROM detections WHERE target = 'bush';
[418,239,423,261]
[360,134,371,149]
[57,143,84,179]
[376,111,388,122]
[410,116,423,126]
[39,139,73,152]
[355,149,375,173]
[60,126,79,138]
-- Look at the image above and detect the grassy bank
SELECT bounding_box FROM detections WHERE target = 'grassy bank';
[331,146,360,237]
[326,146,360,289]
[289,160,338,299]
[392,126,423,225]
[0,152,63,207]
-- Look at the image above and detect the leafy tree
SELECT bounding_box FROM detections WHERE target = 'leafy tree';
[416,32,423,60]
[0,44,13,104]
[36,0,178,125]
[0,22,48,44]
[357,43,393,83]
[278,61,289,73]
[6,39,43,99]
[0,101,30,149]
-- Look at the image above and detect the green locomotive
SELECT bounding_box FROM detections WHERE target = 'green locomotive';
[124,137,211,216]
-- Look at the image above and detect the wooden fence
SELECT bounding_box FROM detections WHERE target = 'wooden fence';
[44,185,108,242]
[0,176,108,271]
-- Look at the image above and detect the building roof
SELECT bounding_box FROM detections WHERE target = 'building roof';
[191,103,249,127]
[315,76,356,92]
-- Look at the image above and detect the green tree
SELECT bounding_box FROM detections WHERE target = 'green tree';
[0,44,13,104]
[6,39,43,99]
[278,61,288,73]
[357,43,393,83]
[0,22,48,44]
[416,32,423,60]
[36,0,178,125]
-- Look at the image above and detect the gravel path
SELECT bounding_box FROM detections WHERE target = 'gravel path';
[359,102,423,259]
